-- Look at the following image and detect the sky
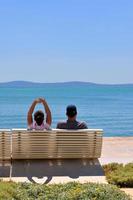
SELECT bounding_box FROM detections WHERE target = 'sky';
[0,0,133,84]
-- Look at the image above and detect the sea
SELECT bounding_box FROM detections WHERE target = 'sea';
[0,82,133,137]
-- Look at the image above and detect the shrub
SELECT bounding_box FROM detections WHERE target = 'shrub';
[0,181,17,200]
[103,163,133,187]
[0,181,132,200]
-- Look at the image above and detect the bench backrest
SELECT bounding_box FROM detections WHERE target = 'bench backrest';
[0,129,11,161]
[12,129,103,159]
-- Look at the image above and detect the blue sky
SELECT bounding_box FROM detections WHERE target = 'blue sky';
[0,0,133,83]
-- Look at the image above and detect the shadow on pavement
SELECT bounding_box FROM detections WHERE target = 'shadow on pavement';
[9,159,104,184]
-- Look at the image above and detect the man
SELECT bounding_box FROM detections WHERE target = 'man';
[56,105,88,129]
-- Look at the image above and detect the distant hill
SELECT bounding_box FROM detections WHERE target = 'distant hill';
[0,81,132,87]
[0,81,97,87]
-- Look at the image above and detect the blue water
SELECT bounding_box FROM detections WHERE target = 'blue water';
[0,84,133,136]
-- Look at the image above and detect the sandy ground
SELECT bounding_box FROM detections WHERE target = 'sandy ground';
[121,189,133,199]
[100,137,133,164]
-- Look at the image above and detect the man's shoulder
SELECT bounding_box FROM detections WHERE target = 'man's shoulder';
[77,121,88,129]
[57,121,67,125]
[56,121,67,129]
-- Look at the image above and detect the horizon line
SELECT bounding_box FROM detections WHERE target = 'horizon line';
[0,80,133,86]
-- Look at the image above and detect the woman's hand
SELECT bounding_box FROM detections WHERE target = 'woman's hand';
[38,98,46,104]
[34,98,42,104]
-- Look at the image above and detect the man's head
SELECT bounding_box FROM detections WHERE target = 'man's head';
[34,110,44,126]
[66,105,77,119]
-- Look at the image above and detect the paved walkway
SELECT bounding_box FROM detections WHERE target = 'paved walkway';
[0,159,107,184]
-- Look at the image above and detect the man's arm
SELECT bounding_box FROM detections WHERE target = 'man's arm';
[40,98,52,126]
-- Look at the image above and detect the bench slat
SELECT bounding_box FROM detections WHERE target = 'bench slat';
[0,130,11,161]
[12,129,103,159]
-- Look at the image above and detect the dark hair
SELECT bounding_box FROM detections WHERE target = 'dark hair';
[34,110,44,126]
[66,105,77,117]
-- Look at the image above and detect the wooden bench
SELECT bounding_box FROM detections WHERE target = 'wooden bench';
[12,129,103,159]
[0,129,11,161]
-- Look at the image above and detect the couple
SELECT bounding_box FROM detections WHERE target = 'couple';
[27,98,88,130]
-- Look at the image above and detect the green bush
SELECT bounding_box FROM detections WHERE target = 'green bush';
[103,163,133,187]
[0,181,17,200]
[0,181,132,200]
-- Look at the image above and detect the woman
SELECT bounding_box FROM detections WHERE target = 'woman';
[27,98,52,130]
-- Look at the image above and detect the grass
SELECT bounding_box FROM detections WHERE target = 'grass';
[103,163,133,187]
[0,181,132,200]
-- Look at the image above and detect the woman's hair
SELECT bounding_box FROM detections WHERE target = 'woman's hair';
[34,110,44,126]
